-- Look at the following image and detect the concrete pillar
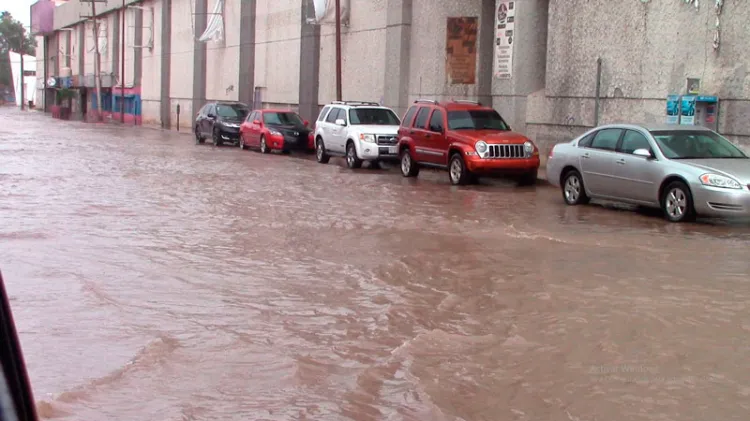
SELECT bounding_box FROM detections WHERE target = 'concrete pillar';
[113,11,120,79]
[65,30,71,68]
[159,0,172,128]
[491,0,549,133]
[383,0,412,118]
[238,0,256,107]
[298,0,321,122]
[191,0,208,121]
[134,8,143,84]
[477,0,495,107]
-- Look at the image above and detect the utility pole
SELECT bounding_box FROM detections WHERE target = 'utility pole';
[90,0,103,121]
[120,0,126,123]
[335,0,342,101]
[19,53,25,110]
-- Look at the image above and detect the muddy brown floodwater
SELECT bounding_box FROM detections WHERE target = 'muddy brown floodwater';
[2,108,750,421]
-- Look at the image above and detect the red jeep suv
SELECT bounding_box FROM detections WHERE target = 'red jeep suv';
[397,100,540,185]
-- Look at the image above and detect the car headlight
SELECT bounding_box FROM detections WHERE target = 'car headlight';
[359,134,376,143]
[475,140,488,155]
[700,173,742,189]
[524,141,535,157]
[268,129,282,136]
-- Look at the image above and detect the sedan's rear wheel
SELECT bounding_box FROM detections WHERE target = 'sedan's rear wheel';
[562,170,590,205]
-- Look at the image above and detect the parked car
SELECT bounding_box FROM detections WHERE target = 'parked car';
[239,109,311,154]
[397,99,540,185]
[313,101,401,168]
[194,101,250,146]
[546,124,750,222]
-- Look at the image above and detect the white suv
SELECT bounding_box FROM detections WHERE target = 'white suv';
[313,101,402,169]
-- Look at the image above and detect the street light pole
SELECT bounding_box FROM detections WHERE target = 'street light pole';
[90,0,103,122]
[120,0,126,123]
[335,0,342,101]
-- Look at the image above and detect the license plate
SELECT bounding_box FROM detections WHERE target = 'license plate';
[388,146,398,154]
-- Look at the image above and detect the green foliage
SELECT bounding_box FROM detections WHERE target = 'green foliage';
[0,11,37,88]
[0,11,36,56]
[56,87,74,105]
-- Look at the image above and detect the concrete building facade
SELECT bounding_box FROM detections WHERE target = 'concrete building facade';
[32,0,750,157]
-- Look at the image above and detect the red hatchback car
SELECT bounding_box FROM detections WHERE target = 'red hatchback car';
[239,109,313,154]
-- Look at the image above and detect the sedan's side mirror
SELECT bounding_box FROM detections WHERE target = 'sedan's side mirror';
[253,120,261,125]
[335,118,347,126]
[207,113,216,119]
[633,148,653,159]
[431,125,443,133]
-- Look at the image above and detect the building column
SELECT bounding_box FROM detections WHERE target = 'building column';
[191,0,208,122]
[113,11,120,79]
[134,8,143,84]
[383,0,412,118]
[477,0,495,107]
[159,0,172,128]
[238,0,256,106]
[298,0,320,123]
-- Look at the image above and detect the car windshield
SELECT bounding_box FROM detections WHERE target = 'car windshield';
[447,110,510,131]
[263,112,304,126]
[348,108,400,125]
[215,104,248,118]
[650,130,748,159]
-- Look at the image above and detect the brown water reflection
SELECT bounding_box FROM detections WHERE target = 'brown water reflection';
[1,109,750,421]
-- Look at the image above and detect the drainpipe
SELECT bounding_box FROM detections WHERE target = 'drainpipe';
[594,57,602,126]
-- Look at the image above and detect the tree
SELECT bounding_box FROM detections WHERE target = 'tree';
[0,11,37,89]
[0,11,36,56]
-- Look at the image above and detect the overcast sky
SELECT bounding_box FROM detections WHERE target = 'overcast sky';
[3,0,36,28]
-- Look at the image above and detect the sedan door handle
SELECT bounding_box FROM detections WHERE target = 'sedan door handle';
[425,134,432,138]
[616,159,626,165]
[581,153,590,159]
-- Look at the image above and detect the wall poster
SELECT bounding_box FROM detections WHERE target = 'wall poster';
[446,17,478,85]
[494,1,516,79]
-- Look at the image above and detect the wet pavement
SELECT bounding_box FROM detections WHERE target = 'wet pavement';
[2,107,750,421]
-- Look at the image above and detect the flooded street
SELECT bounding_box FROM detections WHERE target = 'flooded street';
[3,108,750,421]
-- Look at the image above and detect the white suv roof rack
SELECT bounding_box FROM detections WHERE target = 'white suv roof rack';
[330,101,381,107]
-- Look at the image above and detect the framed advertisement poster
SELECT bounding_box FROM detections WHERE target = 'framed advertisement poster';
[445,17,478,85]
[494,1,516,79]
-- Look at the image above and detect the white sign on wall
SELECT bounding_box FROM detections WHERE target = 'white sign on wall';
[494,1,516,79]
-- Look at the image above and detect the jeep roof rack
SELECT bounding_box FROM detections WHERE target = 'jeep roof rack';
[331,101,380,106]
[414,99,439,105]
[451,99,483,106]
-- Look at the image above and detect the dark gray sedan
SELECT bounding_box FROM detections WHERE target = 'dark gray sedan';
[546,124,750,222]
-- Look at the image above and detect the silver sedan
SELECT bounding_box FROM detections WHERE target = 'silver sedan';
[546,124,750,222]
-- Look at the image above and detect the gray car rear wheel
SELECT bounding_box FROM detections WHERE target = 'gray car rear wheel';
[562,170,590,205]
